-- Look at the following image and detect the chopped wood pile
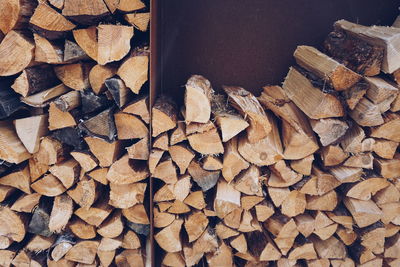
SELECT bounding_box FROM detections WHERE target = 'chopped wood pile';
[153,18,400,267]
[0,0,150,266]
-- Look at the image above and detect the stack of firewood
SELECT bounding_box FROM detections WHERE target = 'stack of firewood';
[0,0,150,266]
[152,19,400,266]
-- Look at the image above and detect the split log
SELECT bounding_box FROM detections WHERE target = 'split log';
[33,33,63,64]
[70,151,98,173]
[0,30,34,76]
[48,194,73,232]
[153,133,168,151]
[343,153,373,169]
[72,27,98,61]
[154,208,175,228]
[123,96,150,124]
[281,190,306,217]
[85,137,122,167]
[320,145,348,166]
[14,114,48,153]
[50,235,74,261]
[30,3,75,39]
[344,197,382,227]
[155,219,183,253]
[294,214,315,238]
[121,230,141,249]
[365,77,398,112]
[306,191,338,211]
[48,102,76,130]
[329,166,362,183]
[290,155,314,175]
[109,182,146,209]
[68,216,97,239]
[65,240,99,264]
[184,191,206,210]
[28,197,52,236]
[169,145,195,174]
[373,139,398,159]
[80,90,112,115]
[224,86,272,142]
[29,157,49,182]
[0,121,31,164]
[0,0,36,34]
[238,112,283,166]
[122,204,149,225]
[152,96,177,137]
[21,84,69,107]
[343,81,368,110]
[117,0,145,12]
[187,122,224,155]
[370,113,400,142]
[202,155,223,171]
[12,65,58,97]
[148,148,164,174]
[0,206,26,242]
[324,24,383,76]
[11,193,41,213]
[268,187,290,207]
[259,85,318,159]
[214,112,249,143]
[67,177,98,208]
[310,118,348,146]
[265,216,299,256]
[74,197,113,227]
[301,168,340,196]
[79,107,116,142]
[54,90,81,112]
[117,48,149,94]
[97,25,134,65]
[87,167,108,185]
[62,0,109,25]
[311,236,346,259]
[374,155,400,179]
[340,124,365,153]
[31,174,66,196]
[88,64,116,95]
[54,63,91,91]
[170,122,187,145]
[105,77,131,108]
[97,210,124,238]
[234,165,263,196]
[0,164,31,194]
[127,137,149,160]
[125,12,150,32]
[184,75,213,123]
[115,249,144,267]
[44,126,82,153]
[26,235,55,252]
[114,112,148,139]
[188,160,219,191]
[294,45,361,91]
[349,97,384,127]
[282,67,344,119]
[334,20,400,73]
[49,0,65,9]
[107,154,149,184]
[214,181,241,219]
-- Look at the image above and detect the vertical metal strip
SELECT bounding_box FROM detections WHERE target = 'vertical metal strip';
[149,0,158,266]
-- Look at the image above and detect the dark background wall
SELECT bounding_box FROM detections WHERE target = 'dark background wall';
[155,0,399,100]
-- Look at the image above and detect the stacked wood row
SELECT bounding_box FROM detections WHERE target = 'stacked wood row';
[0,0,150,266]
[152,18,400,267]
